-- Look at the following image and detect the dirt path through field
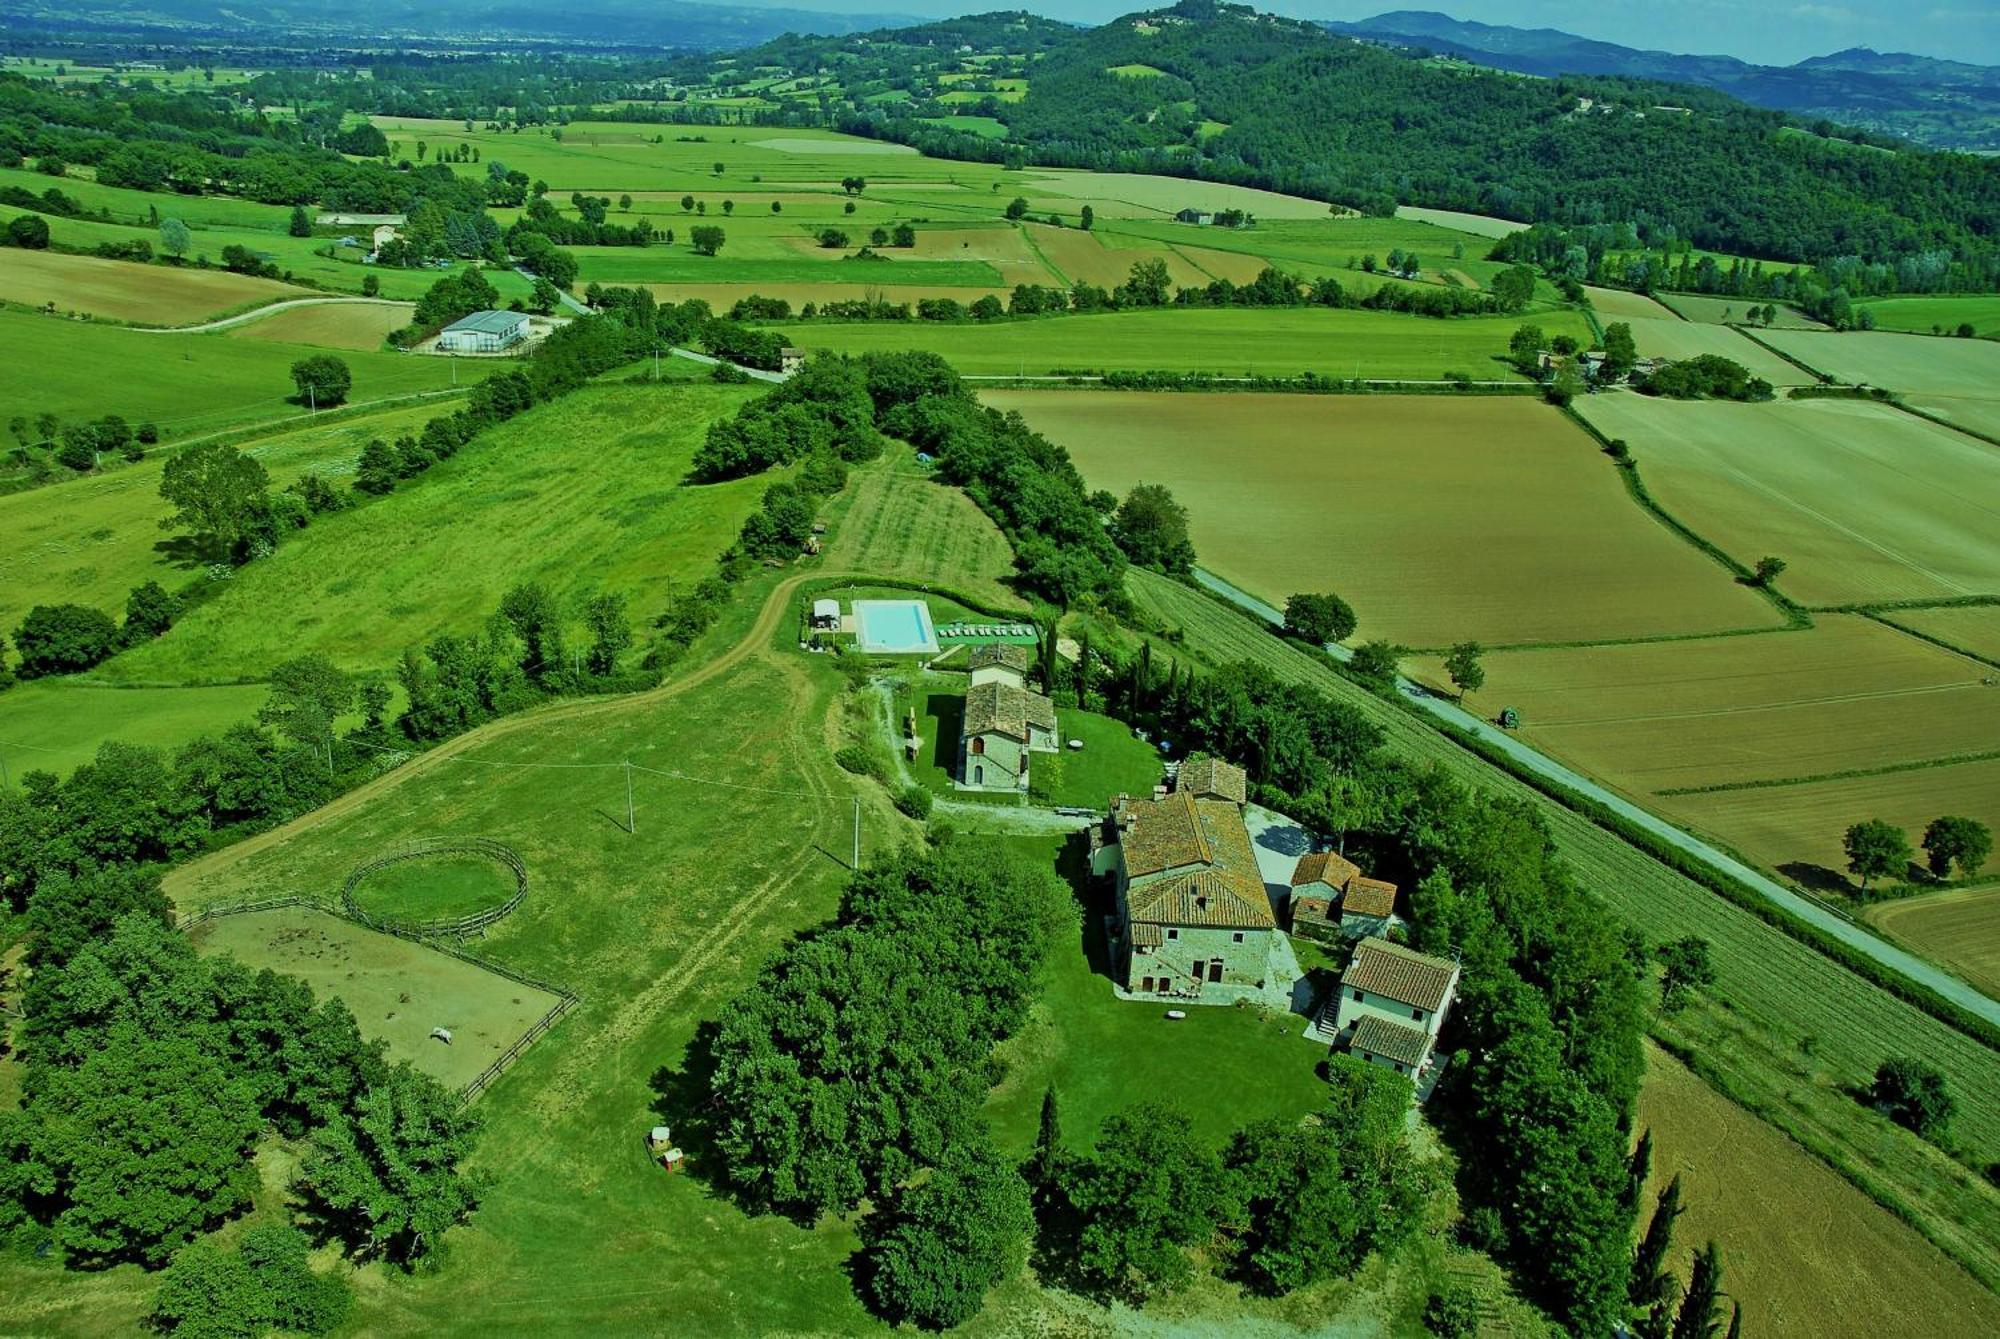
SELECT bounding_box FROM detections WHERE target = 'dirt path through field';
[165,569,850,904]
[132,295,413,335]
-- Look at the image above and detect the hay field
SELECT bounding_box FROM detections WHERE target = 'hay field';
[1392,205,1524,238]
[1021,171,1335,219]
[190,906,557,1090]
[1870,886,2000,1003]
[225,300,413,350]
[1859,295,2000,338]
[819,447,1023,609]
[1619,316,1817,384]
[1666,756,2000,881]
[1758,328,2000,439]
[103,384,767,683]
[0,401,444,633]
[643,281,1010,310]
[1883,606,2000,663]
[1582,285,1680,322]
[905,224,1058,285]
[1024,222,1210,288]
[796,305,1592,379]
[1415,616,1999,793]
[0,681,269,778]
[1654,292,1825,329]
[985,391,1778,647]
[0,248,301,324]
[1578,395,2000,606]
[1636,1044,2000,1339]
[0,308,459,437]
[1176,243,1276,284]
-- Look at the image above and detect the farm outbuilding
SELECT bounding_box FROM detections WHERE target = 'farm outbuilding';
[438,309,530,353]
[810,598,841,629]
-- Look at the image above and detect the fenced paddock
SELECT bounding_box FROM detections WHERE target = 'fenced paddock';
[340,836,529,937]
[182,895,574,1100]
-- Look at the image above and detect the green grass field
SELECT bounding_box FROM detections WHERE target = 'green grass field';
[574,246,1005,288]
[1858,295,2000,338]
[818,445,1023,609]
[0,308,461,439]
[1028,710,1164,808]
[0,164,296,232]
[346,852,521,923]
[0,681,269,778]
[101,382,767,683]
[1122,568,2000,1292]
[792,305,1589,379]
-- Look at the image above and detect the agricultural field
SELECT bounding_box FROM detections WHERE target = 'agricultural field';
[1636,1043,2000,1339]
[224,299,413,350]
[987,390,1778,648]
[1882,605,2000,664]
[1582,285,1680,322]
[1616,315,1818,384]
[189,906,559,1090]
[1102,215,1522,290]
[817,445,1023,609]
[1409,615,2000,792]
[573,246,1005,288]
[0,400,447,634]
[1653,291,1825,329]
[0,308,459,438]
[1870,886,2000,1002]
[0,247,301,325]
[1859,294,2000,338]
[101,382,767,684]
[0,681,270,778]
[1578,394,2000,606]
[0,163,295,231]
[1666,756,2000,884]
[1757,328,2000,439]
[1018,170,1340,219]
[797,305,1592,380]
[1126,568,2000,1292]
[1393,204,1525,238]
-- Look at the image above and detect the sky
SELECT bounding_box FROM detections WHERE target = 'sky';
[746,1,2000,67]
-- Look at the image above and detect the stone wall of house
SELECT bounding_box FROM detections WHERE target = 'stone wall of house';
[1128,924,1271,993]
[1333,986,1439,1039]
[962,731,1028,791]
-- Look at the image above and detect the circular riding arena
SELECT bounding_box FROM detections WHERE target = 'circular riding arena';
[340,837,529,937]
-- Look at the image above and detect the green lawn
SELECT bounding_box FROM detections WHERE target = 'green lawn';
[793,305,1588,379]
[1029,708,1164,808]
[101,382,769,683]
[0,308,460,439]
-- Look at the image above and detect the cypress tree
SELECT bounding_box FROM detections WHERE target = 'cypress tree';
[1624,1128,1653,1214]
[1629,1173,1683,1307]
[1671,1243,1724,1339]
[1032,1086,1062,1191]
[1723,1302,1742,1339]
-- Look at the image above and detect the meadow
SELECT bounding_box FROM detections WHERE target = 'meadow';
[1884,605,2000,664]
[0,248,300,325]
[817,444,1023,610]
[0,163,294,230]
[1757,328,2000,439]
[1616,315,1817,383]
[0,308,460,438]
[1858,294,2000,338]
[797,304,1592,379]
[1579,394,2000,606]
[0,681,269,778]
[1124,568,2000,1292]
[0,400,447,635]
[224,300,413,350]
[190,905,559,1090]
[1581,285,1680,322]
[1392,204,1524,238]
[102,382,767,683]
[1408,615,2000,792]
[986,390,1778,648]
[1636,1043,2000,1338]
[1870,886,2000,1003]
[1653,291,1825,329]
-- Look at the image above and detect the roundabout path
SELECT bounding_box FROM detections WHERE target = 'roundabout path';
[131,295,413,335]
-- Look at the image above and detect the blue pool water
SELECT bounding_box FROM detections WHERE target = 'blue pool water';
[853,599,939,654]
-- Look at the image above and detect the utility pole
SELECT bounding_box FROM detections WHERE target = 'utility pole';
[625,761,636,835]
[852,795,860,869]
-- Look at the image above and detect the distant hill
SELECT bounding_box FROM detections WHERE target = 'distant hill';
[1324,10,2000,151]
[6,0,918,50]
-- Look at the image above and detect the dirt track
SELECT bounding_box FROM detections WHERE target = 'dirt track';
[165,570,846,903]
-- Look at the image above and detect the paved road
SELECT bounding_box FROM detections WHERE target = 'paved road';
[1191,569,2000,1028]
[131,295,412,335]
[512,267,592,315]
[668,346,787,384]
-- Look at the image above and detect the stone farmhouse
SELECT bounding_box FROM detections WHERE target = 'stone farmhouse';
[957,643,1057,792]
[1289,850,1398,942]
[1093,755,1282,998]
[1326,938,1460,1079]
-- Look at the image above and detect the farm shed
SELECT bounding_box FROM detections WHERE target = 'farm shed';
[810,598,840,629]
[438,309,530,353]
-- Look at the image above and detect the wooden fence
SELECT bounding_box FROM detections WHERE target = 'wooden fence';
[339,836,530,938]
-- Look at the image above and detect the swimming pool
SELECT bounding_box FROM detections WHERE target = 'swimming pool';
[853,599,940,654]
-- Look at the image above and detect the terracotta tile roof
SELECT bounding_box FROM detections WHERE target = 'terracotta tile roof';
[1344,939,1456,1012]
[1349,1014,1431,1068]
[1130,922,1164,947]
[1292,850,1362,890]
[1119,792,1275,929]
[1177,754,1247,804]
[1342,877,1398,920]
[1292,893,1336,924]
[968,643,1030,675]
[963,682,1054,741]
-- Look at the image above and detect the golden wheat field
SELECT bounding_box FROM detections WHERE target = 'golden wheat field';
[985,390,1781,647]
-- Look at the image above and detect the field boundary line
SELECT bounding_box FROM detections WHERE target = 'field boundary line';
[1655,746,2000,796]
[1863,608,2000,671]
[1734,326,1835,383]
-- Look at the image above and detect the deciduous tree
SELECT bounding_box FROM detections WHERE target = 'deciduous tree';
[1284,592,1358,645]
[1444,641,1485,699]
[1871,1056,1954,1141]
[860,1134,1031,1329]
[1922,815,1991,879]
[159,441,272,559]
[1843,818,1911,890]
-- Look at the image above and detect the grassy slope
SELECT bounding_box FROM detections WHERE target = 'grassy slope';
[1123,568,2000,1292]
[0,681,268,777]
[103,382,767,683]
[817,444,1022,609]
